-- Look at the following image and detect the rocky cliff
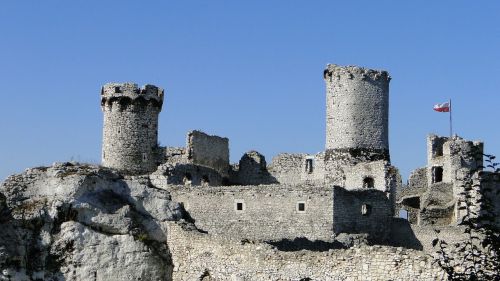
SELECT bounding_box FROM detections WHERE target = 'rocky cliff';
[0,163,184,281]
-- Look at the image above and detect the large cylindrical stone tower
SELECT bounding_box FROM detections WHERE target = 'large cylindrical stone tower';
[101,82,164,174]
[323,64,390,161]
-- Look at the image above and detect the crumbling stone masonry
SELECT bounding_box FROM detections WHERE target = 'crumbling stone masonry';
[397,135,491,226]
[93,63,500,279]
[101,83,164,175]
[166,221,447,281]
[323,64,390,161]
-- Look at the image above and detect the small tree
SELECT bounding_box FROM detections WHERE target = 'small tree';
[433,152,500,280]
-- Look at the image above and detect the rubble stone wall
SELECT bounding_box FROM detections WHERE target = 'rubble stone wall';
[169,185,335,241]
[333,187,393,242]
[268,153,326,185]
[187,130,229,176]
[343,160,389,192]
[324,64,390,152]
[101,83,164,174]
[167,222,447,281]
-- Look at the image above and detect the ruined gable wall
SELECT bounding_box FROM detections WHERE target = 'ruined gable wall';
[166,222,446,281]
[187,130,229,176]
[233,151,278,185]
[333,187,393,242]
[408,167,427,189]
[169,184,334,241]
[343,160,389,192]
[268,153,326,185]
[268,153,307,184]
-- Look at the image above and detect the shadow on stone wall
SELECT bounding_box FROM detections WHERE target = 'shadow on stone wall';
[387,218,423,250]
[266,237,345,252]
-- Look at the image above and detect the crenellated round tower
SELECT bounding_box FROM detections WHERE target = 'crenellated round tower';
[323,64,391,162]
[101,82,164,174]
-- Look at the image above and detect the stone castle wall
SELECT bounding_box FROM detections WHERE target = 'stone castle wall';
[101,83,164,174]
[324,64,390,153]
[342,160,390,192]
[333,187,393,242]
[169,184,335,241]
[166,222,447,281]
[169,184,394,242]
[233,151,278,185]
[186,130,229,176]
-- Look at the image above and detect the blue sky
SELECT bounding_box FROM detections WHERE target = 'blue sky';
[1,1,499,181]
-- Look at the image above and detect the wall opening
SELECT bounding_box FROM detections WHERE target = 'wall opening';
[432,166,443,183]
[305,158,314,174]
[361,204,371,216]
[142,153,147,161]
[183,173,192,185]
[234,200,245,212]
[398,209,409,220]
[297,202,306,212]
[201,175,210,186]
[435,145,443,157]
[114,86,121,93]
[363,177,375,188]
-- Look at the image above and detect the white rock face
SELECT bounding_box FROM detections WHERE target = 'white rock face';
[0,163,183,281]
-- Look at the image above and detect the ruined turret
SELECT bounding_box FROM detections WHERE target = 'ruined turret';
[324,64,391,162]
[101,83,164,174]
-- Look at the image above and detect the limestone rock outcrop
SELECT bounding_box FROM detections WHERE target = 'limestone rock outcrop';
[0,162,184,281]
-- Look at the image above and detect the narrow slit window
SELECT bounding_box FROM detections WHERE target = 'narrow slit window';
[361,204,371,216]
[305,159,314,174]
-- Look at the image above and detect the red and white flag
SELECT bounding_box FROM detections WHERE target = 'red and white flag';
[433,102,450,112]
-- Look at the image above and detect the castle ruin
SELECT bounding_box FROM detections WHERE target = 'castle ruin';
[96,63,500,279]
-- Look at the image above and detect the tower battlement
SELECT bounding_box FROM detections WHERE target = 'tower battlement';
[323,64,391,82]
[101,83,164,108]
[101,82,164,174]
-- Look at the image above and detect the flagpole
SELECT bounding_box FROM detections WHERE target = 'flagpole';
[449,98,452,137]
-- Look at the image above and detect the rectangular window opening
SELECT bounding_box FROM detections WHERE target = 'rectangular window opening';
[235,200,245,212]
[432,166,443,183]
[297,201,306,212]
